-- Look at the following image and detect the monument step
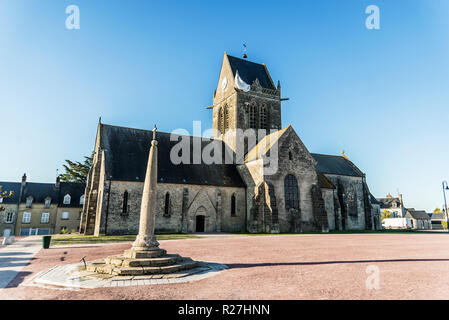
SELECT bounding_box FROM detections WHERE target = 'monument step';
[105,254,182,267]
[123,248,167,259]
[112,258,198,276]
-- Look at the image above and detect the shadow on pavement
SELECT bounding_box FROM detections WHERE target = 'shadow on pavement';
[4,271,33,288]
[227,258,449,269]
[0,252,33,257]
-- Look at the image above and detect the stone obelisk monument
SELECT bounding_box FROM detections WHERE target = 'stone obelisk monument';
[132,125,160,251]
[87,124,198,277]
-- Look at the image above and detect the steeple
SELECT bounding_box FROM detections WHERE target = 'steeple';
[212,53,282,154]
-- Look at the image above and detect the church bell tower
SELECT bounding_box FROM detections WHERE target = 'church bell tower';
[211,52,283,155]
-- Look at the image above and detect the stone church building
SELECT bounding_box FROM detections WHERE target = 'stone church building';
[80,53,381,236]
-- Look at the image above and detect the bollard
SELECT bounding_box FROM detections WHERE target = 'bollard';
[2,237,8,245]
[9,236,15,244]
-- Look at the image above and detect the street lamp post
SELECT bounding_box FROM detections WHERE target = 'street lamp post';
[442,181,449,232]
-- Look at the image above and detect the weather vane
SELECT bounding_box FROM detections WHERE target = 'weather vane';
[243,43,247,59]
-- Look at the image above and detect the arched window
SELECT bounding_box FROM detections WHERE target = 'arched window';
[289,151,293,160]
[218,107,224,134]
[122,191,129,214]
[284,174,299,210]
[164,192,170,216]
[231,193,236,216]
[259,104,267,130]
[249,103,257,128]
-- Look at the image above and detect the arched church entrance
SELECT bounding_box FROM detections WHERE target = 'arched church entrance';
[195,206,206,232]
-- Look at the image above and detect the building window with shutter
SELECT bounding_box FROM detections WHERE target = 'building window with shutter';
[5,212,14,223]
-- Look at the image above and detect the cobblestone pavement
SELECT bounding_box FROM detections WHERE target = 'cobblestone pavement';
[2,233,449,299]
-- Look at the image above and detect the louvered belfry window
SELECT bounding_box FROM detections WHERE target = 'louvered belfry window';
[249,103,257,128]
[260,104,267,130]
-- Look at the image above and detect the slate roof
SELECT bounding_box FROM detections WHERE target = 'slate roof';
[376,197,402,209]
[58,182,86,207]
[20,182,59,204]
[311,153,364,177]
[99,124,245,187]
[406,210,430,220]
[227,55,276,90]
[369,194,381,205]
[0,182,21,204]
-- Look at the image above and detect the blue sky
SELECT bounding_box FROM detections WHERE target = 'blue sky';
[0,0,448,212]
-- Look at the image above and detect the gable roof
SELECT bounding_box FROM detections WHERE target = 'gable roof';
[406,210,430,220]
[99,124,245,188]
[0,182,21,204]
[226,54,276,90]
[245,127,289,162]
[311,153,364,177]
[376,197,401,209]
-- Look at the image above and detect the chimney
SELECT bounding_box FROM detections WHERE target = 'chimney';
[398,193,403,205]
[21,173,27,187]
[56,176,61,188]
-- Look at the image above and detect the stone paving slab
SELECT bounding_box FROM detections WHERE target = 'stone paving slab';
[22,261,227,290]
[0,236,43,290]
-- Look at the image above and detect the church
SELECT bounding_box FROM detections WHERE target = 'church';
[80,53,381,236]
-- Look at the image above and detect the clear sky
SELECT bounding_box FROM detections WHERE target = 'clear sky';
[1,0,448,212]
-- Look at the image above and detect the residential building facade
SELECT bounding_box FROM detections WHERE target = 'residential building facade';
[1,174,85,236]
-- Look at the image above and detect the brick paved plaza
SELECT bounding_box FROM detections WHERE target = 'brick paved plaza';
[1,233,449,300]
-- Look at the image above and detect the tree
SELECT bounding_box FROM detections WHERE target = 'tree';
[381,209,392,222]
[59,154,93,183]
[433,208,442,214]
[0,185,14,211]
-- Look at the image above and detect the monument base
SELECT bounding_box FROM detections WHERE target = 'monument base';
[86,247,198,276]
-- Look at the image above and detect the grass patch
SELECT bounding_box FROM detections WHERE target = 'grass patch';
[51,234,199,245]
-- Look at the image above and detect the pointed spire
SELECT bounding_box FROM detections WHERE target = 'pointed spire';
[277,80,281,90]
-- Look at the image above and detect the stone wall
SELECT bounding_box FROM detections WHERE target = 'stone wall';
[322,174,366,230]
[99,181,246,235]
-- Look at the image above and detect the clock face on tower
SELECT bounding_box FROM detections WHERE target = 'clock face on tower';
[221,77,228,92]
